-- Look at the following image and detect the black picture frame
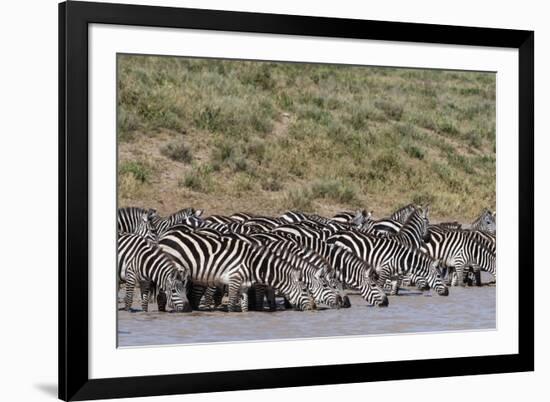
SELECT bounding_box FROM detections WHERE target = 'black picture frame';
[59,1,534,400]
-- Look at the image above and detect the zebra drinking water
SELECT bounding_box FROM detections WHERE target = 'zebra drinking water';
[327,231,449,296]
[117,233,191,312]
[423,229,496,286]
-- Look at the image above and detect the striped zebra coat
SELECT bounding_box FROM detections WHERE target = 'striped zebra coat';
[423,229,496,286]
[150,208,204,237]
[117,207,157,242]
[159,230,314,311]
[327,231,449,296]
[228,234,342,309]
[117,233,191,312]
[470,209,496,234]
[284,235,389,307]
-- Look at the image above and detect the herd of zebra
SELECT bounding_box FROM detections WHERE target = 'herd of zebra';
[117,204,496,313]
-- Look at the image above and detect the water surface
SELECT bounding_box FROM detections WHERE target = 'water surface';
[118,282,496,347]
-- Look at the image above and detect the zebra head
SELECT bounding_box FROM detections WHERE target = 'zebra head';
[310,271,342,309]
[138,210,158,243]
[472,209,496,234]
[324,270,348,308]
[165,269,192,312]
[350,209,373,227]
[359,268,389,307]
[288,272,316,311]
[174,208,204,228]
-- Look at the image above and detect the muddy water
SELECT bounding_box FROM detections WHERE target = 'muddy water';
[118,282,496,347]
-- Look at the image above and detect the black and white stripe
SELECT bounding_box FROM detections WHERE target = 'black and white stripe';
[423,229,496,286]
[159,230,314,312]
[117,233,191,312]
[470,209,496,234]
[150,208,204,237]
[327,231,449,296]
[117,207,157,242]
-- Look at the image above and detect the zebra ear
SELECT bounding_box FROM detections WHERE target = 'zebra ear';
[194,209,204,217]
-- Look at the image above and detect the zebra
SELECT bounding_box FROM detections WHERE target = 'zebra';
[332,210,373,226]
[423,229,496,286]
[259,239,343,309]
[272,222,333,241]
[229,212,260,222]
[438,221,462,230]
[228,234,342,310]
[387,206,430,249]
[281,210,366,232]
[159,230,314,312]
[244,245,316,311]
[284,235,388,307]
[384,206,431,291]
[470,230,496,255]
[159,230,250,311]
[203,215,237,225]
[326,231,449,296]
[117,233,191,312]
[150,208,204,237]
[369,218,403,236]
[117,207,157,242]
[390,203,417,223]
[470,209,496,234]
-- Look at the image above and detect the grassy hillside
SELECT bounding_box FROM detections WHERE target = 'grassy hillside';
[117,55,496,221]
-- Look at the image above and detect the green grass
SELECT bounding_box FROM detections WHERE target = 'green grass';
[119,161,152,183]
[117,55,496,219]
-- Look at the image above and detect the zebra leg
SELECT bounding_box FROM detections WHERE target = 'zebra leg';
[254,284,266,311]
[247,286,257,311]
[227,281,242,312]
[446,267,456,286]
[266,287,277,311]
[439,266,448,281]
[240,288,249,312]
[157,290,167,312]
[202,286,217,310]
[139,280,151,312]
[124,277,136,311]
[465,269,474,286]
[390,279,400,296]
[283,297,292,310]
[213,286,224,307]
[473,266,482,286]
[189,283,206,310]
[455,266,466,287]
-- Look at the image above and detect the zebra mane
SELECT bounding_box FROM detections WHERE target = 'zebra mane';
[389,203,417,223]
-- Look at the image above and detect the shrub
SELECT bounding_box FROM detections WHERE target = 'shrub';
[119,161,151,183]
[160,141,193,163]
[371,151,401,174]
[438,119,460,136]
[285,187,314,211]
[404,144,425,160]
[375,99,404,121]
[310,179,357,203]
[261,175,283,192]
[180,165,213,192]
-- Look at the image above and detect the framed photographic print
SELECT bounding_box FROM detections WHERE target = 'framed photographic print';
[59,1,534,400]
